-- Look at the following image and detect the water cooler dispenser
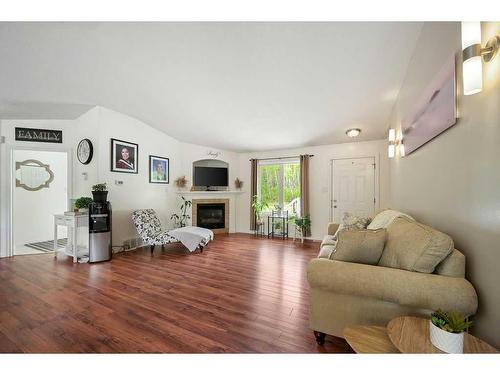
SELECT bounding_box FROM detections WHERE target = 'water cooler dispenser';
[88,201,112,263]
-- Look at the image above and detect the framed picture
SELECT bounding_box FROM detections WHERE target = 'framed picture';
[149,155,169,184]
[402,54,456,156]
[111,138,139,174]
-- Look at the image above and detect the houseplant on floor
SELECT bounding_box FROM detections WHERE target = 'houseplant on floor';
[251,195,268,229]
[290,215,311,243]
[429,309,472,353]
[92,183,108,202]
[170,196,192,228]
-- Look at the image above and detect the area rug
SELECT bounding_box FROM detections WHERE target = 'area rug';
[25,238,67,253]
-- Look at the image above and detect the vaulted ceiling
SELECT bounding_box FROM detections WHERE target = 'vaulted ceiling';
[0,22,423,151]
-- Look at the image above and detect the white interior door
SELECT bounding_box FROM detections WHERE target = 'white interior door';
[332,157,375,223]
[12,149,69,255]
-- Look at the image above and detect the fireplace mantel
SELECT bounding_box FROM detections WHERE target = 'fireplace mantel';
[175,191,241,233]
[175,191,244,196]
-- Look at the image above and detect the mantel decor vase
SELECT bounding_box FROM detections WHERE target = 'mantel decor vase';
[429,320,464,353]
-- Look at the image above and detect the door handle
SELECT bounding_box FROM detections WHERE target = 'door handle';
[333,205,337,208]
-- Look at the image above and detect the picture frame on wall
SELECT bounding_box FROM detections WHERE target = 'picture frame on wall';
[149,155,169,184]
[111,138,139,174]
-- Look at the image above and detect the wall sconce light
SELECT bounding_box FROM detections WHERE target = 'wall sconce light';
[345,128,361,137]
[387,128,404,159]
[461,22,500,95]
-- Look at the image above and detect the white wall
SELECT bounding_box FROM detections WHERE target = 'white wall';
[0,106,241,256]
[387,22,500,347]
[13,149,68,247]
[236,140,390,239]
[93,107,182,247]
[0,119,77,257]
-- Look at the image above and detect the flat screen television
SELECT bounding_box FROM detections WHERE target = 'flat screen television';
[194,166,228,187]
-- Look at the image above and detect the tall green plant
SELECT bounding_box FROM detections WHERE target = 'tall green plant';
[251,195,268,223]
[170,196,192,228]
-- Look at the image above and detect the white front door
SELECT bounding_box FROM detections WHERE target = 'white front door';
[332,157,375,223]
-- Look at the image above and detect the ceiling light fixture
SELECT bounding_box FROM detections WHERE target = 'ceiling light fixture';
[461,22,499,95]
[346,128,361,138]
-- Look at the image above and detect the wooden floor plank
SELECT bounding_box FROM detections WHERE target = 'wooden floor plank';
[0,233,347,353]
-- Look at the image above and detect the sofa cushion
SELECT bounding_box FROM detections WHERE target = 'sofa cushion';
[321,234,337,248]
[318,244,336,259]
[378,217,454,274]
[367,209,414,230]
[331,229,386,265]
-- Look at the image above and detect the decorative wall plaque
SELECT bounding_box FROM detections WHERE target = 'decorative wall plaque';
[15,159,54,191]
[15,127,63,143]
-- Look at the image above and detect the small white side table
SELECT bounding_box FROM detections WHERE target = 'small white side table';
[53,213,89,263]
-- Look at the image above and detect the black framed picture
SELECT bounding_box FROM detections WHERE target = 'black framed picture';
[111,138,138,174]
[149,155,169,184]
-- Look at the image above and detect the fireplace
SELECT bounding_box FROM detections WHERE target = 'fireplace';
[197,203,225,229]
[192,199,229,234]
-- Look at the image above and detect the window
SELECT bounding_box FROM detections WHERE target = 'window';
[258,159,300,215]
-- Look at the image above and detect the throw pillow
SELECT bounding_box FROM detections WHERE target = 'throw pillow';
[367,209,414,230]
[333,212,372,240]
[378,217,454,273]
[321,234,337,248]
[330,228,386,265]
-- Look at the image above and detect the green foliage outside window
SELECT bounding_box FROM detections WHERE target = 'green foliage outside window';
[259,162,300,214]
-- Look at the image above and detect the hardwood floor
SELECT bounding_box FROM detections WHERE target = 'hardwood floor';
[0,234,350,353]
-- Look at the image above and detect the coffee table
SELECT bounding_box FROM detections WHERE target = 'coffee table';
[387,316,498,354]
[343,326,399,353]
[344,316,498,354]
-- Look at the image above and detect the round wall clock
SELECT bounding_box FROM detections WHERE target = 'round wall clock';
[77,138,93,165]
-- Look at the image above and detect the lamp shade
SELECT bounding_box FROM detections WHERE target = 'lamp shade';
[461,22,481,49]
[399,142,405,157]
[388,128,396,142]
[463,56,483,95]
[388,144,395,159]
[461,22,483,95]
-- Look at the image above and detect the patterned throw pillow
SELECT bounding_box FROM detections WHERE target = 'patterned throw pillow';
[333,212,372,240]
[342,212,371,230]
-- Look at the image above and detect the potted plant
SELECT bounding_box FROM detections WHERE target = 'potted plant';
[170,196,192,228]
[92,183,108,203]
[74,197,93,212]
[251,195,268,225]
[430,309,472,353]
[290,215,311,243]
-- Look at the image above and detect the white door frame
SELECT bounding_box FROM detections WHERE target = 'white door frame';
[329,154,380,222]
[6,144,73,257]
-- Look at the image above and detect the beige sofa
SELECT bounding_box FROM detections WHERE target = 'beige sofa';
[307,211,478,344]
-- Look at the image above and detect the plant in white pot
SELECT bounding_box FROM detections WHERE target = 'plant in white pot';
[289,215,311,244]
[74,197,93,213]
[430,309,472,353]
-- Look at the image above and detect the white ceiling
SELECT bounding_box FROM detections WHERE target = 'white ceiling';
[0,22,423,152]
